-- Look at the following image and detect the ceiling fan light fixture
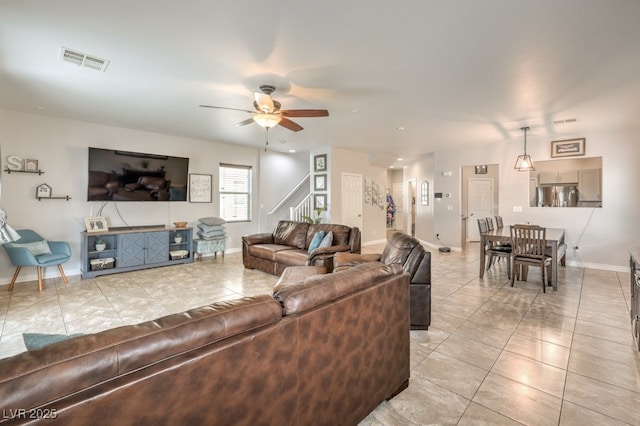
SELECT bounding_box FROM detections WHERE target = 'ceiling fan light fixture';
[253,113,281,129]
[514,126,535,171]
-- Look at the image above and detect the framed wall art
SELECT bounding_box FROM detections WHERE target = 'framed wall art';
[84,216,109,233]
[314,174,327,191]
[551,138,585,158]
[25,159,39,172]
[314,194,327,210]
[314,154,327,172]
[474,165,487,174]
[189,173,212,203]
[36,183,51,199]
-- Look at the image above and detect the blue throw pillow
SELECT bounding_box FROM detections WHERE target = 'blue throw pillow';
[318,231,333,249]
[308,231,326,253]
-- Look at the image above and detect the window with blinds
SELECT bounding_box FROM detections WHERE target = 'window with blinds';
[219,163,252,222]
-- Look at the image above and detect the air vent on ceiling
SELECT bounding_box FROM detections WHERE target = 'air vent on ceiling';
[553,118,578,125]
[59,47,110,72]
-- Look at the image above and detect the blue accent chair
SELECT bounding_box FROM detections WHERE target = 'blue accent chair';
[2,229,71,291]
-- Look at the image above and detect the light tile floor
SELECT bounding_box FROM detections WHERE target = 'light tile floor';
[1,242,639,425]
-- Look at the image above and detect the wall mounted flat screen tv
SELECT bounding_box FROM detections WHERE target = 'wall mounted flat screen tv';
[88,147,189,201]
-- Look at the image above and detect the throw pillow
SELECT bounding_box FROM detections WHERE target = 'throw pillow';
[318,231,333,248]
[307,231,326,253]
[197,223,224,233]
[23,333,85,350]
[199,217,226,226]
[197,230,226,239]
[12,240,52,256]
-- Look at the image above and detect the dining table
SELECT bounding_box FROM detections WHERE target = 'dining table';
[479,226,566,291]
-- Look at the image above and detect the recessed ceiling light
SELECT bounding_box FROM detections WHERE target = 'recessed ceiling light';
[396,126,405,131]
[397,157,403,161]
[288,149,296,153]
[351,109,359,113]
[35,105,46,111]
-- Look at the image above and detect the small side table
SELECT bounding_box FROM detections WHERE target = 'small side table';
[193,237,226,261]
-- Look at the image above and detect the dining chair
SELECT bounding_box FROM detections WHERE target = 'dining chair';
[478,219,512,278]
[495,215,504,228]
[2,229,71,291]
[510,224,551,292]
[485,217,495,231]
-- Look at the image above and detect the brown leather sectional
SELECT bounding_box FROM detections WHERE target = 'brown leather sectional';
[242,220,361,275]
[0,262,409,425]
[334,232,431,330]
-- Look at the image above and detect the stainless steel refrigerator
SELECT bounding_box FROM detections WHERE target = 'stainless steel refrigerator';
[536,185,579,207]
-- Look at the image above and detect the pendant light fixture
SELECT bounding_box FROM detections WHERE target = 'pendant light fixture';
[514,126,535,171]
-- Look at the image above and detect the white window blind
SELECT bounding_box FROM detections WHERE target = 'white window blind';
[219,163,252,222]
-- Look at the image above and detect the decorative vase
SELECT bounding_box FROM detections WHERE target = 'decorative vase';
[95,243,106,252]
[174,237,182,244]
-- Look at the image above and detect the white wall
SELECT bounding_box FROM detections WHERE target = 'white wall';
[403,153,436,243]
[257,150,309,232]
[416,128,640,270]
[0,109,262,284]
[330,147,387,243]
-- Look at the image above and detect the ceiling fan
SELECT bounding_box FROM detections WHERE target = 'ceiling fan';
[199,85,329,132]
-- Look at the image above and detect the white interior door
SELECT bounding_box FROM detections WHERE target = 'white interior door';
[392,182,404,231]
[467,178,493,241]
[341,173,363,230]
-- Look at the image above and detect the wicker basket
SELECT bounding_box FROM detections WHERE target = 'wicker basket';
[169,250,189,260]
[90,258,115,270]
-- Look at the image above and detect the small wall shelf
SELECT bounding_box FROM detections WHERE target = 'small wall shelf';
[37,195,72,201]
[4,168,44,175]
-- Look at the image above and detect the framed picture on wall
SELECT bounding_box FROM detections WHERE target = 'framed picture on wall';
[314,194,327,210]
[314,174,327,191]
[314,154,327,172]
[551,138,585,158]
[25,159,39,172]
[189,173,212,203]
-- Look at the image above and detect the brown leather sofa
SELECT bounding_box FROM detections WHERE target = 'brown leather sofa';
[242,220,361,275]
[0,262,409,425]
[334,231,431,330]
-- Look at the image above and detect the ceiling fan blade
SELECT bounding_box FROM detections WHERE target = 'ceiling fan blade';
[199,105,254,114]
[279,117,303,132]
[254,92,275,113]
[281,109,329,118]
[234,117,256,127]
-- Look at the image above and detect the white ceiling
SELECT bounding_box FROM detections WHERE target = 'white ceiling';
[1,1,639,166]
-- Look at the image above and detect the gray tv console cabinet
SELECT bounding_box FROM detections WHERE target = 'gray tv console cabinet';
[81,226,193,278]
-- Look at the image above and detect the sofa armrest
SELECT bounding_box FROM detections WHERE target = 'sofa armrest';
[242,233,274,246]
[333,252,382,272]
[308,244,351,264]
[349,227,361,253]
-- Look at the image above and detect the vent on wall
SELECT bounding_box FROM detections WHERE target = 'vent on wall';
[59,47,110,72]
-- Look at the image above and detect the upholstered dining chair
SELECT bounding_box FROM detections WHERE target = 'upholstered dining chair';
[2,229,71,291]
[478,219,512,278]
[510,224,551,292]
